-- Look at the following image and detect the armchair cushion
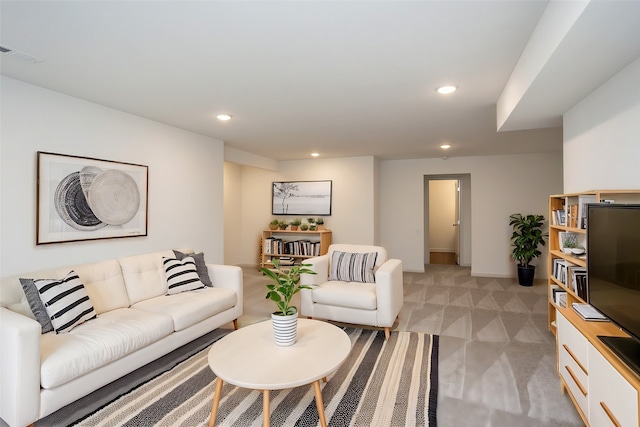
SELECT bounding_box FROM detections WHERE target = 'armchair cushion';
[310,281,377,310]
[329,251,378,283]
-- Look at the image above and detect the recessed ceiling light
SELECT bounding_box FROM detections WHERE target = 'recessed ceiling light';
[436,86,457,94]
[440,144,451,149]
[311,152,320,157]
[216,114,232,121]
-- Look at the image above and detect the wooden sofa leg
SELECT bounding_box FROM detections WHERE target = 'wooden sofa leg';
[233,319,239,330]
[384,327,390,341]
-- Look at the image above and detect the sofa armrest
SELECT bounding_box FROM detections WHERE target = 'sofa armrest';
[206,264,243,317]
[374,259,404,327]
[0,307,41,427]
[300,255,329,286]
[299,255,329,317]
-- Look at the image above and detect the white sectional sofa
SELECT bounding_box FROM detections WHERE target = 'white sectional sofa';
[0,249,243,427]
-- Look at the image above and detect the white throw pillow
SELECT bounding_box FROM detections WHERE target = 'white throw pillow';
[34,270,97,334]
[163,256,205,295]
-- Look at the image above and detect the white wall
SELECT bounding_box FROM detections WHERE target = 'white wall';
[563,56,640,192]
[223,162,244,265]
[224,156,376,265]
[1,77,226,277]
[379,153,563,275]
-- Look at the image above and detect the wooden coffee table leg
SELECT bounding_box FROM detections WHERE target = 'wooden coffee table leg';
[262,390,270,427]
[209,377,224,427]
[312,380,327,427]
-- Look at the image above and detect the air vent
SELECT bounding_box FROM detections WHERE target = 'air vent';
[0,44,43,63]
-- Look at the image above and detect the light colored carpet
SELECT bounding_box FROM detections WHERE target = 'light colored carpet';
[241,263,584,427]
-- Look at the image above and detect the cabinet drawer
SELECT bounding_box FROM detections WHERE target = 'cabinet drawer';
[588,344,638,427]
[557,313,589,367]
[557,312,589,416]
[559,344,588,416]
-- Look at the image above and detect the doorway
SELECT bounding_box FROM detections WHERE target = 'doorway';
[424,174,471,266]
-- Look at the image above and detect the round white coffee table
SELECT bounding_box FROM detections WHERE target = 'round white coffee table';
[207,319,351,427]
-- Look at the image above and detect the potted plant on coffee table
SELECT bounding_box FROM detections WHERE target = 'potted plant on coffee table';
[509,213,548,286]
[260,259,316,346]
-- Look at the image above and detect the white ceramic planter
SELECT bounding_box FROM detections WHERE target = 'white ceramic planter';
[271,311,298,346]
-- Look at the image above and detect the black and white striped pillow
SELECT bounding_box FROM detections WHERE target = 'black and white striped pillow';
[34,271,97,334]
[163,256,205,295]
[329,251,378,283]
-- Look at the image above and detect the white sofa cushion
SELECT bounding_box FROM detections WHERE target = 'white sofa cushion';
[40,307,174,389]
[131,287,237,331]
[310,281,377,310]
[74,259,129,314]
[119,251,174,304]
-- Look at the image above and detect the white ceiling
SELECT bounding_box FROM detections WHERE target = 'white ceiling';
[2,1,639,161]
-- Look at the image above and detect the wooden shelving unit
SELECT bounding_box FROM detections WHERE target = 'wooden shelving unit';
[548,190,640,426]
[547,190,640,336]
[260,229,332,270]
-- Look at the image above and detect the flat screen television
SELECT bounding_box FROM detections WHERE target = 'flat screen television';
[587,203,640,376]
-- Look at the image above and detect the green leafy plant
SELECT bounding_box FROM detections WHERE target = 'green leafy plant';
[300,224,309,231]
[315,217,324,225]
[278,220,288,230]
[509,213,548,267]
[261,259,316,316]
[290,218,302,226]
[307,217,315,224]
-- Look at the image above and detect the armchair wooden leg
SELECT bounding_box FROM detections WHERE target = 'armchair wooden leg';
[233,319,239,330]
[384,327,390,341]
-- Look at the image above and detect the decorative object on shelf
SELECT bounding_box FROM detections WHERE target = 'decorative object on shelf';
[290,218,302,231]
[509,213,548,286]
[278,220,289,230]
[269,219,279,230]
[261,259,316,346]
[309,224,317,231]
[307,217,315,224]
[37,151,148,244]
[300,223,309,231]
[272,180,332,215]
[559,231,579,253]
[315,217,325,230]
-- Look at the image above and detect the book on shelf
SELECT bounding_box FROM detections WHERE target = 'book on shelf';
[551,209,566,226]
[571,303,607,321]
[555,291,567,308]
[577,194,596,229]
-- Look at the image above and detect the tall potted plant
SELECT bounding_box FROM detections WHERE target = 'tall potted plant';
[260,259,316,346]
[509,213,548,286]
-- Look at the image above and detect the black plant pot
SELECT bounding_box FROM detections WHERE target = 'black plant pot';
[517,265,535,286]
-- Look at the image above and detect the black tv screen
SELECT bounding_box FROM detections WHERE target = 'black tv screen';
[587,203,640,374]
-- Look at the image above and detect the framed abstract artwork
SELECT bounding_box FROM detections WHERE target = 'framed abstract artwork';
[272,180,332,216]
[37,151,148,244]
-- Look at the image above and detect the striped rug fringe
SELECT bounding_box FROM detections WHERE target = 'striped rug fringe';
[74,327,439,427]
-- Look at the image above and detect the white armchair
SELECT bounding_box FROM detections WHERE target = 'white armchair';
[300,244,403,339]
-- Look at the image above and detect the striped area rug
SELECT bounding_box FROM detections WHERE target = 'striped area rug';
[72,327,439,427]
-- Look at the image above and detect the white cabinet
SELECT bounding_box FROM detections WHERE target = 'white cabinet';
[589,344,638,427]
[556,309,640,426]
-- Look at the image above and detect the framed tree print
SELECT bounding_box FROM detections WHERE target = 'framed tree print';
[272,180,332,215]
[37,151,148,244]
